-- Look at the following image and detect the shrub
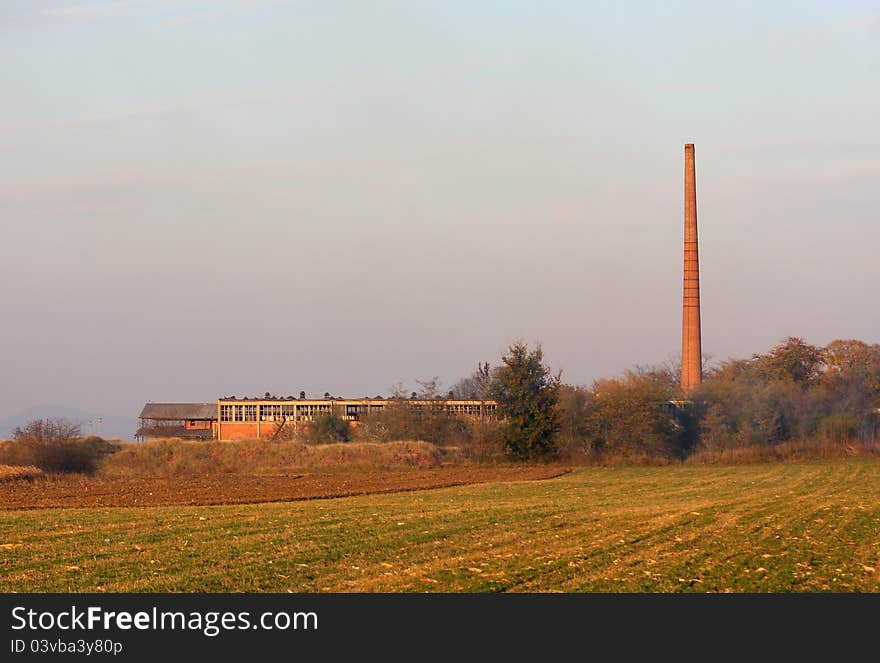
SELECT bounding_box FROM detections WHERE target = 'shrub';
[582,371,682,459]
[464,418,505,463]
[0,419,120,474]
[354,401,472,448]
[306,413,351,444]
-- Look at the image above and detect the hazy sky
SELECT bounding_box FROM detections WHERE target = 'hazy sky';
[1,1,878,422]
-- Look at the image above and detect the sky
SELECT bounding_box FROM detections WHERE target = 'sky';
[1,1,878,427]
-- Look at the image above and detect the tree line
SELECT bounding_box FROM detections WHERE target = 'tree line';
[6,337,878,468]
[560,336,879,461]
[323,337,879,463]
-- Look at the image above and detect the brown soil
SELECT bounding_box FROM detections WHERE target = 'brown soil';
[0,465,570,510]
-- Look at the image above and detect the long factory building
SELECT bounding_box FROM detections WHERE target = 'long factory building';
[137,397,498,441]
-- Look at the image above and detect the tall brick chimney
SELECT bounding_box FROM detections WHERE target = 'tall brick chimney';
[681,143,702,393]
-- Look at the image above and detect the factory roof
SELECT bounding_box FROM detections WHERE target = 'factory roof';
[138,403,217,420]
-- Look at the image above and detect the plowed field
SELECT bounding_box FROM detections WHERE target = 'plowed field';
[0,465,569,510]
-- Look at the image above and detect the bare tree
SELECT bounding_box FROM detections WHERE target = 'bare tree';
[13,418,81,444]
[415,377,443,399]
[450,362,495,400]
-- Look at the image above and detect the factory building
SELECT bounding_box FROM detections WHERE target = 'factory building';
[137,397,498,441]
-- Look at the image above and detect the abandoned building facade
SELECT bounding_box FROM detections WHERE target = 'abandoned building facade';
[137,397,498,441]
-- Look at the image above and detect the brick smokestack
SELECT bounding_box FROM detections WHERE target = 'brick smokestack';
[681,143,702,393]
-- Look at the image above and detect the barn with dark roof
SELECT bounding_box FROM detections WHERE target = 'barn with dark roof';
[136,403,217,441]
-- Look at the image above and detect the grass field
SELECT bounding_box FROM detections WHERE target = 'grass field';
[2,458,880,592]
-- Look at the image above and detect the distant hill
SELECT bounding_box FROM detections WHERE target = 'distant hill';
[0,405,137,441]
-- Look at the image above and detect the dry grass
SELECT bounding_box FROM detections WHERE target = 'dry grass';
[0,464,44,482]
[686,439,880,465]
[300,440,450,468]
[568,450,678,467]
[98,438,450,478]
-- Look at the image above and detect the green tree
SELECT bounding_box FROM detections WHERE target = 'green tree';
[490,341,561,461]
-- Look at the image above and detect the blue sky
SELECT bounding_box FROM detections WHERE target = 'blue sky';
[1,1,878,426]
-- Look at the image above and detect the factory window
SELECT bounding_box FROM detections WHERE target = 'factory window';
[234,405,244,422]
[220,405,235,422]
[261,404,282,421]
[281,404,294,418]
[244,405,257,422]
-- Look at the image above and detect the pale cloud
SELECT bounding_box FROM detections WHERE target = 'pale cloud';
[160,0,292,28]
[795,12,880,35]
[37,0,290,25]
[723,158,880,187]
[40,0,152,21]
[0,96,204,151]
[715,133,880,156]
[0,159,297,200]
[769,11,880,45]
[775,159,880,183]
[0,87,298,147]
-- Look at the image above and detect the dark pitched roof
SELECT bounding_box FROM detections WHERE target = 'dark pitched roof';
[138,403,216,420]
